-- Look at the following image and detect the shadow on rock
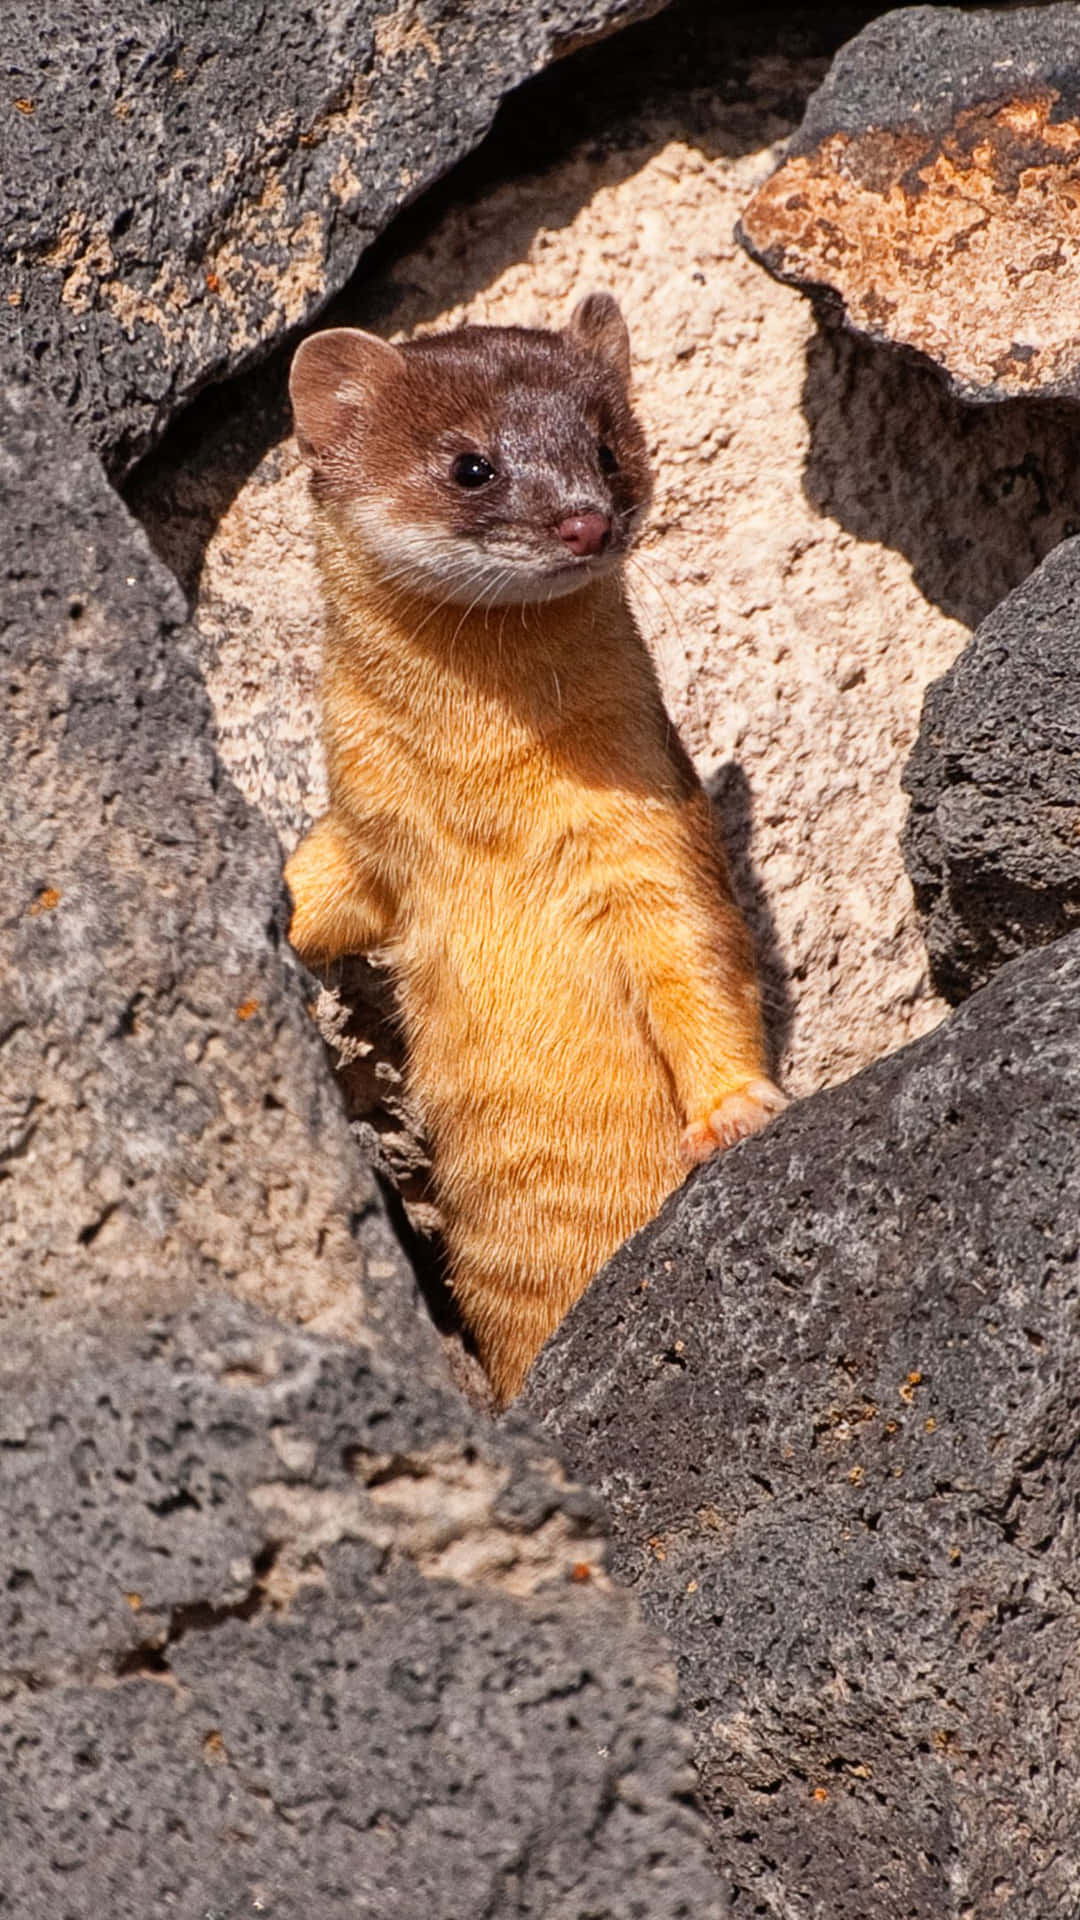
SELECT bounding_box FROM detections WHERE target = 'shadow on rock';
[305,954,494,1405]
[706,760,794,1078]
[802,311,1080,630]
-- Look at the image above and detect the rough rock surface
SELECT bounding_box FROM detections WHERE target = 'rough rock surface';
[1,0,662,475]
[1,375,721,1914]
[11,5,1080,1913]
[904,536,1080,1003]
[739,3,1080,403]
[526,934,1080,1920]
[0,1300,720,1918]
[0,372,396,1344]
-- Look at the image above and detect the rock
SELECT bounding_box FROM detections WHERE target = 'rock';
[0,371,399,1346]
[903,535,1080,1002]
[0,1300,721,1918]
[525,933,1080,1919]
[738,3,1080,402]
[1,0,663,475]
[1,372,722,1914]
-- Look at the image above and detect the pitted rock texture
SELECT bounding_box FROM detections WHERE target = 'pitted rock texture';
[739,3,1080,403]
[525,934,1080,1920]
[0,372,416,1345]
[903,536,1080,1003]
[0,1299,721,1918]
[1,0,662,476]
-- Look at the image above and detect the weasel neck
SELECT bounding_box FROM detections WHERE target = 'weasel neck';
[316,522,643,710]
[314,520,686,833]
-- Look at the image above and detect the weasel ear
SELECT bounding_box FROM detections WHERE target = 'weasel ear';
[566,293,631,385]
[290,328,404,468]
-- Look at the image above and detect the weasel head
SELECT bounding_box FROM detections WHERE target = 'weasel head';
[289,295,652,609]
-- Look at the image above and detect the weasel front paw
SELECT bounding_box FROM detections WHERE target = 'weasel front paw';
[681,1078,788,1166]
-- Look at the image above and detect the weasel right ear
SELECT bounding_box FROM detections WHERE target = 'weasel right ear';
[566,293,632,386]
[290,328,404,468]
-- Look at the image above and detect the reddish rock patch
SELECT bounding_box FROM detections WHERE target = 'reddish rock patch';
[741,90,1080,401]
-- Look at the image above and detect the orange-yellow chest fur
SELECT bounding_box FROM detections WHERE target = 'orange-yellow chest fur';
[287,541,773,1401]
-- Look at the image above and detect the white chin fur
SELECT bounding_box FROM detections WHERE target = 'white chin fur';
[344,504,621,608]
[472,553,621,606]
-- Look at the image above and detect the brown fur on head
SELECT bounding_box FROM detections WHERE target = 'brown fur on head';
[289,295,652,608]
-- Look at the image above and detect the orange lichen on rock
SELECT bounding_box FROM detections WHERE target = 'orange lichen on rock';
[740,91,1080,400]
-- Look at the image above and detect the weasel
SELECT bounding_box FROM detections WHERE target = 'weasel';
[285,295,785,1403]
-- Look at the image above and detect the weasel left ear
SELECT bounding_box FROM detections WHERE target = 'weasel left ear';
[566,293,632,385]
[290,327,404,469]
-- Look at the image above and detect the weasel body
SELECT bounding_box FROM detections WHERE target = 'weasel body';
[286,298,783,1402]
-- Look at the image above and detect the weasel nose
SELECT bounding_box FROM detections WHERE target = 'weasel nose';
[557,510,611,557]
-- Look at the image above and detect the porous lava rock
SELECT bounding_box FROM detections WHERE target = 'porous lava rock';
[739,3,1080,402]
[903,535,1080,1003]
[0,372,396,1343]
[0,376,722,1915]
[525,933,1080,1920]
[1,0,662,475]
[0,1300,720,1918]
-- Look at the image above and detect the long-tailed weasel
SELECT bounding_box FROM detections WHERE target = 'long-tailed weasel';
[285,295,785,1403]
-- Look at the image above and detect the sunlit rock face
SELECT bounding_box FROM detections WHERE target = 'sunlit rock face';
[740,5,1080,404]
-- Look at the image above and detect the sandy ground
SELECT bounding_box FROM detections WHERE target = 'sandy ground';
[132,31,1080,1133]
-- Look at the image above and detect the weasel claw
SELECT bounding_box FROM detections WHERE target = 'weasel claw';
[681,1078,787,1165]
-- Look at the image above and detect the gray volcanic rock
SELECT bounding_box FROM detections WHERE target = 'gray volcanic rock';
[903,536,1080,1003]
[739,4,1080,402]
[1,0,662,475]
[0,370,401,1345]
[1,373,722,1915]
[525,935,1080,1919]
[0,1301,720,1918]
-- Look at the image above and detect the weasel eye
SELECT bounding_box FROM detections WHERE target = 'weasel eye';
[451,452,496,488]
[598,443,618,476]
